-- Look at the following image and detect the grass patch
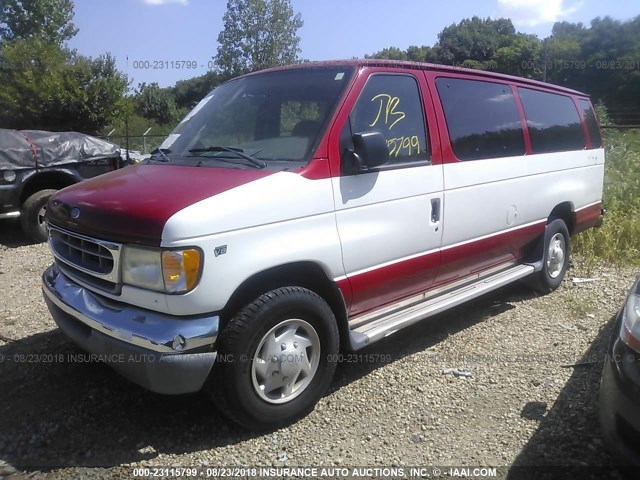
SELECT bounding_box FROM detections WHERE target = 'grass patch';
[564,294,597,319]
[572,127,640,266]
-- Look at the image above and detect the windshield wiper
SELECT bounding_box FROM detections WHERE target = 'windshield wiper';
[149,148,172,162]
[188,146,266,169]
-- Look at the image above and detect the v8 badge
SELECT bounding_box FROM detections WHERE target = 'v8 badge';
[214,245,227,257]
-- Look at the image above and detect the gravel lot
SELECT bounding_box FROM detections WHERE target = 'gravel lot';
[0,218,638,479]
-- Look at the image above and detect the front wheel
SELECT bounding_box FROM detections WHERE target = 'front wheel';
[208,286,339,430]
[19,189,57,243]
[529,218,570,294]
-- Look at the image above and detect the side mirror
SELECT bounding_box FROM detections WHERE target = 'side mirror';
[344,132,389,174]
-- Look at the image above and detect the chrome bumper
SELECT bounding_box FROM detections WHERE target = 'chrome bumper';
[42,263,219,394]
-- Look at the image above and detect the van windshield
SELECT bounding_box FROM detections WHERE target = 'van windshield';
[158,67,354,169]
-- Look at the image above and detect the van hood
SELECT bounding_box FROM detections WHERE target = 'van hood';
[46,164,274,246]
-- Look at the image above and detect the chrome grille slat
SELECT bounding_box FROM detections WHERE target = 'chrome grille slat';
[50,230,113,274]
[48,224,122,288]
[67,244,111,259]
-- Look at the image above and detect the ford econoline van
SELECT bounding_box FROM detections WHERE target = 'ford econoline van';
[42,60,605,429]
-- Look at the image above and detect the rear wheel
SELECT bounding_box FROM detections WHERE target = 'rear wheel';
[529,218,570,294]
[20,189,57,243]
[208,286,339,430]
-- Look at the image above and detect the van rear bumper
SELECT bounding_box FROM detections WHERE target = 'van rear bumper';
[42,263,219,394]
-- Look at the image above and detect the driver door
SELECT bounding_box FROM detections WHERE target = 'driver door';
[331,71,444,316]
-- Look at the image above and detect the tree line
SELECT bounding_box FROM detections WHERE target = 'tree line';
[0,0,302,135]
[367,16,640,125]
[0,0,638,137]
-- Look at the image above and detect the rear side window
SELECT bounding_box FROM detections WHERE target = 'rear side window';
[435,77,525,161]
[579,99,603,148]
[348,74,429,164]
[518,88,585,153]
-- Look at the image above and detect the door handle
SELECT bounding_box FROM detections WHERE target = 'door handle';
[431,198,441,223]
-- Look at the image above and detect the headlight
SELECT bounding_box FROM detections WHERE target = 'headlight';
[620,281,640,354]
[121,246,202,294]
[122,246,164,291]
[3,170,16,182]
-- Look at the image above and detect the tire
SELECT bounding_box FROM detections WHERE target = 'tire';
[19,189,57,243]
[208,286,339,430]
[529,218,570,294]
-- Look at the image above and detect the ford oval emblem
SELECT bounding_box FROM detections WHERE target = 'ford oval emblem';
[70,208,80,219]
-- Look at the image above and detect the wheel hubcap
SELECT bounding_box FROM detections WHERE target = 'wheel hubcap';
[546,233,566,279]
[251,318,320,404]
[38,205,47,233]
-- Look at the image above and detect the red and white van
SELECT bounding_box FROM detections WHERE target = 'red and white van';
[42,60,605,429]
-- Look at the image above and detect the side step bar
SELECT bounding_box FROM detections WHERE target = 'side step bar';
[348,264,534,350]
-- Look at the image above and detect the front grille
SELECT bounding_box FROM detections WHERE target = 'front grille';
[57,262,122,295]
[48,225,121,290]
[50,229,114,274]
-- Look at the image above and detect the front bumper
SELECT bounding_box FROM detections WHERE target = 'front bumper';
[599,311,640,466]
[42,263,219,394]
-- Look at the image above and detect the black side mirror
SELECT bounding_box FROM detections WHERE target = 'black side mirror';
[344,132,389,174]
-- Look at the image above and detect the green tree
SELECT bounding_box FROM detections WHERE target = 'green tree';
[436,17,516,66]
[59,53,128,132]
[136,82,178,125]
[492,33,542,78]
[366,46,408,61]
[407,45,437,63]
[579,16,640,123]
[215,0,303,76]
[0,0,78,45]
[366,14,640,125]
[0,38,127,131]
[543,16,640,124]
[0,0,127,131]
[368,45,437,63]
[367,17,541,76]
[172,70,228,110]
[0,37,68,128]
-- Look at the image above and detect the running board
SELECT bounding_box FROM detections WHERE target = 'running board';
[348,264,534,350]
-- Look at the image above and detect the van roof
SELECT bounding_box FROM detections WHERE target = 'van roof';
[252,59,587,97]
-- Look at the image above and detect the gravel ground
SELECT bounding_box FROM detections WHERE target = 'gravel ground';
[0,218,638,479]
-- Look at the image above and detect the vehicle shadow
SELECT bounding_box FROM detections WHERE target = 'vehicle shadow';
[506,314,626,480]
[0,219,38,248]
[0,283,536,471]
[329,282,537,393]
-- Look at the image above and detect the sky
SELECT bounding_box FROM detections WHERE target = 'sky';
[68,0,640,88]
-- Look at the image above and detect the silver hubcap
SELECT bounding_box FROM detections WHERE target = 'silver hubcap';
[546,233,565,279]
[37,205,47,231]
[251,318,320,404]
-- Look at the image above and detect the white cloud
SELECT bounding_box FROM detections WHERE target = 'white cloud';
[142,0,188,6]
[497,0,582,26]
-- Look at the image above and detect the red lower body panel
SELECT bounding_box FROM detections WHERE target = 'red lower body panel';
[338,220,545,317]
[574,202,604,234]
[435,221,545,286]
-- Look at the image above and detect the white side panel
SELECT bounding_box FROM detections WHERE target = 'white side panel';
[160,172,343,316]
[165,213,344,315]
[442,150,604,247]
[333,164,444,275]
[443,149,604,190]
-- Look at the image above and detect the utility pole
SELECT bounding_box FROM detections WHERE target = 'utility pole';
[125,55,131,165]
[543,37,549,83]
